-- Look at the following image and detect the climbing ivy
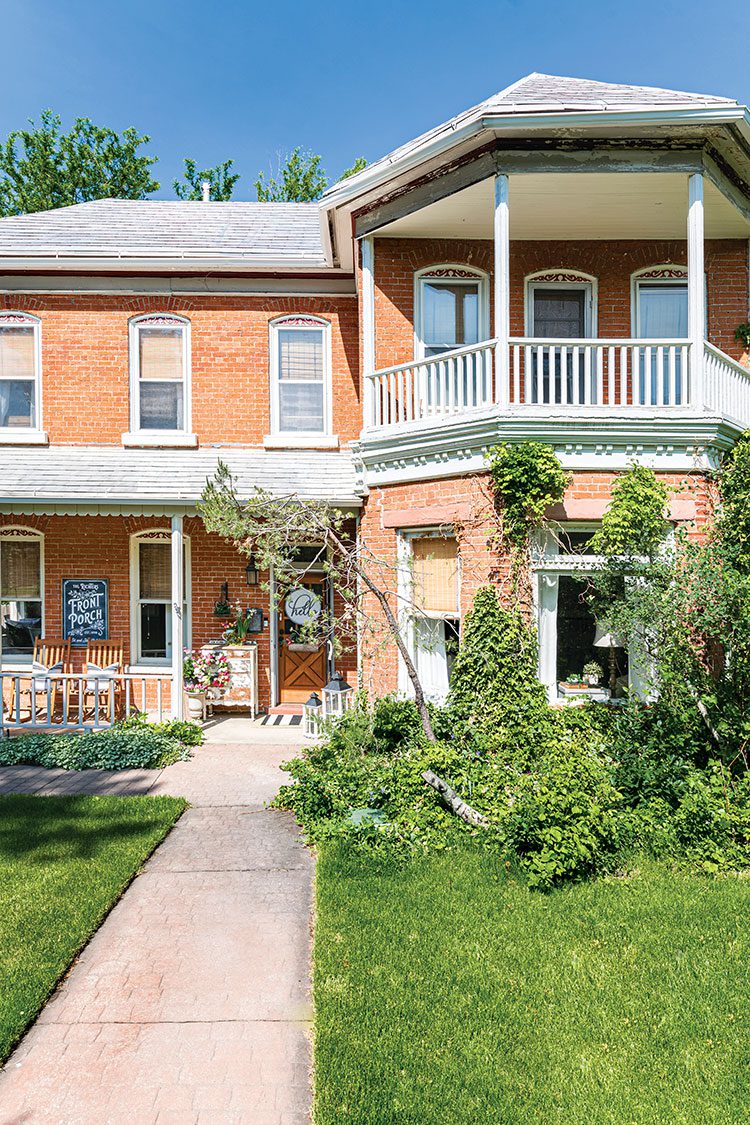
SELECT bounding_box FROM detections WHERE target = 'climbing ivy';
[590,463,671,559]
[487,442,570,548]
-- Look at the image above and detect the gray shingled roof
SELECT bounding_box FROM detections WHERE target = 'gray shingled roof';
[324,72,741,200]
[0,447,362,512]
[0,199,327,266]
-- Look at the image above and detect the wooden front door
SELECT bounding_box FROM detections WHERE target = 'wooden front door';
[279,577,327,703]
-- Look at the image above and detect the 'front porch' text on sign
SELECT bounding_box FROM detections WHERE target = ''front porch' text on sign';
[62,580,109,647]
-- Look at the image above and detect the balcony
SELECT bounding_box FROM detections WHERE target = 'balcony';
[364,338,750,431]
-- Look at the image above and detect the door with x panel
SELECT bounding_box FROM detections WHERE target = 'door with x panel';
[279,576,328,703]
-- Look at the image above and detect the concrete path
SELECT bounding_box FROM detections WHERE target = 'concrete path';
[0,738,314,1124]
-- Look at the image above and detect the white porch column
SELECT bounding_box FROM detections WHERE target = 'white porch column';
[170,513,184,720]
[687,172,705,411]
[361,235,376,426]
[493,173,510,407]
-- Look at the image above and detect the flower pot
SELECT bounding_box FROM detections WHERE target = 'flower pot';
[185,690,206,720]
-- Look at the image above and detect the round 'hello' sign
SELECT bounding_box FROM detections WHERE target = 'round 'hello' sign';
[284,587,322,625]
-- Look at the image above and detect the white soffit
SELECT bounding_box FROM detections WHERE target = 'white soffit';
[378,173,750,240]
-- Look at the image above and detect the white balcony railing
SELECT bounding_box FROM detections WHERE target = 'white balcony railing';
[365,338,713,429]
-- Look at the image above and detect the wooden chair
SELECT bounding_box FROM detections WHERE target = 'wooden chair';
[81,639,124,722]
[7,637,72,723]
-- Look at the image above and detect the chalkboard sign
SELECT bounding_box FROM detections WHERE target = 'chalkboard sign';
[62,580,108,647]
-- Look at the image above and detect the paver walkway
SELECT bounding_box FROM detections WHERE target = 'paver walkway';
[0,738,314,1124]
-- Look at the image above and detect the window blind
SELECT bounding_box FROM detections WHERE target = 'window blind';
[0,327,35,380]
[411,537,459,614]
[139,328,184,381]
[139,543,171,599]
[0,541,41,599]
[278,329,323,381]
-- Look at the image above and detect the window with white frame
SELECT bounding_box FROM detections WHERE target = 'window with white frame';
[270,316,331,435]
[402,533,460,704]
[0,313,41,430]
[415,266,488,359]
[130,532,190,664]
[129,315,190,432]
[0,528,43,660]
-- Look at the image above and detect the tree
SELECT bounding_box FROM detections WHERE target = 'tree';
[173,157,239,201]
[198,462,440,740]
[255,148,327,202]
[338,157,367,181]
[0,110,159,216]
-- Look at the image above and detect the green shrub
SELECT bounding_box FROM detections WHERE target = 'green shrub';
[0,716,201,771]
[371,695,423,754]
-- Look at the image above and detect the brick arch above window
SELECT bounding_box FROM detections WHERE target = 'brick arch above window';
[524,270,598,338]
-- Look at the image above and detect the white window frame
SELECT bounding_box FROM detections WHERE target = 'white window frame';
[0,312,43,435]
[524,271,598,338]
[129,530,191,669]
[128,314,191,437]
[396,528,461,701]
[0,525,44,668]
[414,265,490,360]
[532,525,653,703]
[269,315,332,437]
[630,265,699,337]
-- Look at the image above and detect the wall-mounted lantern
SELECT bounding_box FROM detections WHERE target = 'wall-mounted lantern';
[245,555,259,586]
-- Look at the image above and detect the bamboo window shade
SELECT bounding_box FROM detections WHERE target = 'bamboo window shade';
[139,543,171,599]
[0,541,40,599]
[139,328,184,381]
[411,537,459,614]
[278,329,323,381]
[0,327,35,379]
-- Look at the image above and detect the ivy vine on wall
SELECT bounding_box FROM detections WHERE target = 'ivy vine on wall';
[486,442,570,548]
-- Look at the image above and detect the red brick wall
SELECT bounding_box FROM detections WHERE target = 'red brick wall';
[358,468,713,697]
[371,237,749,369]
[0,294,361,446]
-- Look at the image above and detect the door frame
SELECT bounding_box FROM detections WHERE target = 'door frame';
[524,271,597,338]
[271,554,333,706]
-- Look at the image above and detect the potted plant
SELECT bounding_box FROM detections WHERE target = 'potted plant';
[735,323,750,368]
[183,649,231,719]
[221,606,254,646]
[583,660,603,686]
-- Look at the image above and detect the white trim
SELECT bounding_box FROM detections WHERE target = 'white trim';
[413,264,490,361]
[0,525,44,668]
[0,311,43,436]
[688,173,706,410]
[494,174,510,407]
[268,314,333,437]
[263,434,339,450]
[525,271,598,337]
[129,529,191,667]
[170,514,184,720]
[361,236,375,425]
[128,313,191,437]
[396,528,461,702]
[121,431,198,448]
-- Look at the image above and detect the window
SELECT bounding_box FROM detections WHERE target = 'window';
[0,313,40,430]
[632,267,690,405]
[129,315,190,432]
[270,316,331,435]
[525,272,596,404]
[403,534,460,704]
[0,529,43,660]
[130,532,190,664]
[415,267,488,359]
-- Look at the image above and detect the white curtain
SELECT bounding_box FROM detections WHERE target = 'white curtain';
[0,382,9,427]
[537,574,559,703]
[413,616,449,704]
[638,284,688,338]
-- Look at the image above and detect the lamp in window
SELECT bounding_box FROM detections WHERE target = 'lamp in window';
[322,671,354,720]
[594,624,624,694]
[245,555,259,586]
[303,692,323,738]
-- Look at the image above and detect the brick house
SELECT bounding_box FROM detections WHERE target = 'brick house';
[1,73,750,717]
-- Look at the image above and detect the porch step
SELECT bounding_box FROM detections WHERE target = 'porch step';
[267,704,304,716]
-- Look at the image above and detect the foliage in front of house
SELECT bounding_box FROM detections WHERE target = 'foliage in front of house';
[277,437,750,889]
[0,714,203,771]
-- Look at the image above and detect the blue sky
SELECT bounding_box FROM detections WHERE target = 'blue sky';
[2,0,749,198]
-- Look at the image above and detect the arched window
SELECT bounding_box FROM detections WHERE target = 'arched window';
[630,265,689,338]
[269,315,331,436]
[0,526,44,661]
[524,270,597,338]
[0,312,42,432]
[129,529,191,666]
[129,314,190,434]
[414,265,489,359]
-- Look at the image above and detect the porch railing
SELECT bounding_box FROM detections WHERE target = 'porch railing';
[704,343,750,429]
[365,337,702,428]
[0,671,172,734]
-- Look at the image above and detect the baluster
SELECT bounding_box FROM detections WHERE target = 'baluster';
[656,346,665,407]
[668,347,676,406]
[596,346,604,405]
[683,345,689,406]
[560,346,568,407]
[405,367,413,422]
[512,345,520,404]
[583,346,592,407]
[619,347,627,406]
[607,347,615,406]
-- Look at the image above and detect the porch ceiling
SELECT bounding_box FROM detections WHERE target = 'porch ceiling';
[377,173,750,241]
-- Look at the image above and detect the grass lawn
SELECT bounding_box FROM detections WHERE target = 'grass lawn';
[315,846,750,1124]
[0,794,185,1062]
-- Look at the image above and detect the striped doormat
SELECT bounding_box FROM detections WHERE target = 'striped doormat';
[259,713,303,727]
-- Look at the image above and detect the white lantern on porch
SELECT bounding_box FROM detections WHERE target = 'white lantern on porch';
[321,672,354,720]
[303,692,323,738]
